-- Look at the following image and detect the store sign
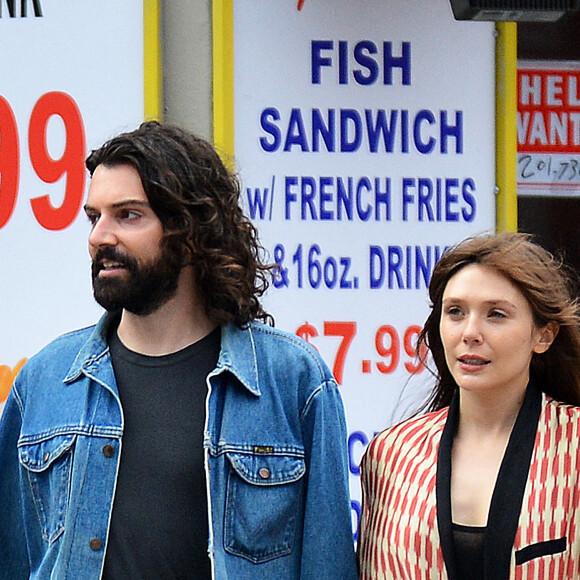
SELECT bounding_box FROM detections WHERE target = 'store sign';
[233,0,496,533]
[0,0,150,413]
[517,61,580,196]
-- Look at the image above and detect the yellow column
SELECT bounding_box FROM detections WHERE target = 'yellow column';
[212,0,235,165]
[495,21,518,233]
[144,0,163,121]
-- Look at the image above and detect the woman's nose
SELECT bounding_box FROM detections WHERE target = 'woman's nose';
[462,314,483,344]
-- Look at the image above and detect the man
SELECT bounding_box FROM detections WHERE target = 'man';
[0,122,357,579]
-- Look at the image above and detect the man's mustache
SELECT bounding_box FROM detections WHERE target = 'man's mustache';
[92,248,137,274]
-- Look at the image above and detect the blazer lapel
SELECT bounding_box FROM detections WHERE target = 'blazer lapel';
[436,390,459,580]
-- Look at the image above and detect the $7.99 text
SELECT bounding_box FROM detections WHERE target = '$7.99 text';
[296,321,426,385]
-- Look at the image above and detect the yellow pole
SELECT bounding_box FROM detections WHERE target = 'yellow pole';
[144,0,163,121]
[495,21,518,232]
[212,0,235,165]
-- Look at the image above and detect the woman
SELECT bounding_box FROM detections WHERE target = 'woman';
[358,232,580,579]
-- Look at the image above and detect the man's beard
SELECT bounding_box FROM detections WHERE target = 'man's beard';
[92,246,183,316]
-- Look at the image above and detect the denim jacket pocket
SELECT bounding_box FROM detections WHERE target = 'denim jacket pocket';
[18,433,77,545]
[224,450,306,564]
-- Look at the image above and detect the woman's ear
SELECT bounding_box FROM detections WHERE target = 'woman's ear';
[533,322,559,354]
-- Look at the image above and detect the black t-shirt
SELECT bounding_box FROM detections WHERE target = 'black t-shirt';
[102,327,220,579]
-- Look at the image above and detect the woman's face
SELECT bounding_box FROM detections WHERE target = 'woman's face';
[439,264,551,398]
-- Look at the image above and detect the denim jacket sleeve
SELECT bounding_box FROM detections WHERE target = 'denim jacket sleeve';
[299,378,358,579]
[0,385,31,579]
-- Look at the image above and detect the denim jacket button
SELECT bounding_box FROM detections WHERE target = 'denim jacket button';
[89,538,103,551]
[43,452,50,463]
[258,467,270,479]
[102,444,115,458]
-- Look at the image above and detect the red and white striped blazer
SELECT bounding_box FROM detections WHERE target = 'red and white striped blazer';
[358,382,580,579]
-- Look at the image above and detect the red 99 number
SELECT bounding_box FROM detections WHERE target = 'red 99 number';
[0,92,86,230]
[375,324,426,375]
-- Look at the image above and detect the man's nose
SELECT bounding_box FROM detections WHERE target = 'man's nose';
[89,216,118,249]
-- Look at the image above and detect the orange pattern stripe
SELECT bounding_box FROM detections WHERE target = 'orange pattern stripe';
[359,395,580,579]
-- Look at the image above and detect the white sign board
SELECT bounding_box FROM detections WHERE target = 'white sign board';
[233,0,496,534]
[0,0,149,411]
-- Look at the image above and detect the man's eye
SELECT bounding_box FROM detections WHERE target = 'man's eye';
[121,210,141,220]
[86,213,99,225]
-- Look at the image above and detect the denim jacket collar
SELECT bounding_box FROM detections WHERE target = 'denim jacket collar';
[63,312,262,397]
[215,322,261,397]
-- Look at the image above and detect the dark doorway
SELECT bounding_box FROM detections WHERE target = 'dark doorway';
[517,12,580,275]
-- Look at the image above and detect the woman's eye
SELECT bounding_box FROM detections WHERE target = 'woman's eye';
[446,306,462,317]
[490,310,506,319]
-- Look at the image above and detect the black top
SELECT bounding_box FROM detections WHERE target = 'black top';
[102,327,220,579]
[452,523,485,580]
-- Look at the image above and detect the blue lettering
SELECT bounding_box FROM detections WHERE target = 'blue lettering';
[319,176,334,220]
[370,246,385,289]
[415,246,432,289]
[383,41,411,85]
[339,40,349,84]
[340,109,362,152]
[445,178,459,222]
[260,108,281,152]
[402,177,476,223]
[348,431,369,475]
[436,178,442,221]
[401,109,409,153]
[311,40,333,84]
[312,109,335,152]
[246,187,269,220]
[284,176,391,222]
[402,177,415,221]
[337,177,353,220]
[406,246,412,289]
[388,246,404,289]
[374,178,391,221]
[301,176,317,219]
[418,178,434,221]
[365,109,398,153]
[259,107,463,155]
[441,110,463,153]
[353,41,379,85]
[352,500,361,542]
[285,176,298,219]
[414,110,436,154]
[356,177,372,221]
[462,178,476,222]
[371,245,446,289]
[311,39,411,87]
[284,108,309,151]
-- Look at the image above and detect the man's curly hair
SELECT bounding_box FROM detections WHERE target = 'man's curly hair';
[85,121,273,326]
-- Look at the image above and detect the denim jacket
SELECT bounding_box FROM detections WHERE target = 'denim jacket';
[0,314,357,579]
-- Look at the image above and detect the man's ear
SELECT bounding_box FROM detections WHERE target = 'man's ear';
[533,322,559,354]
